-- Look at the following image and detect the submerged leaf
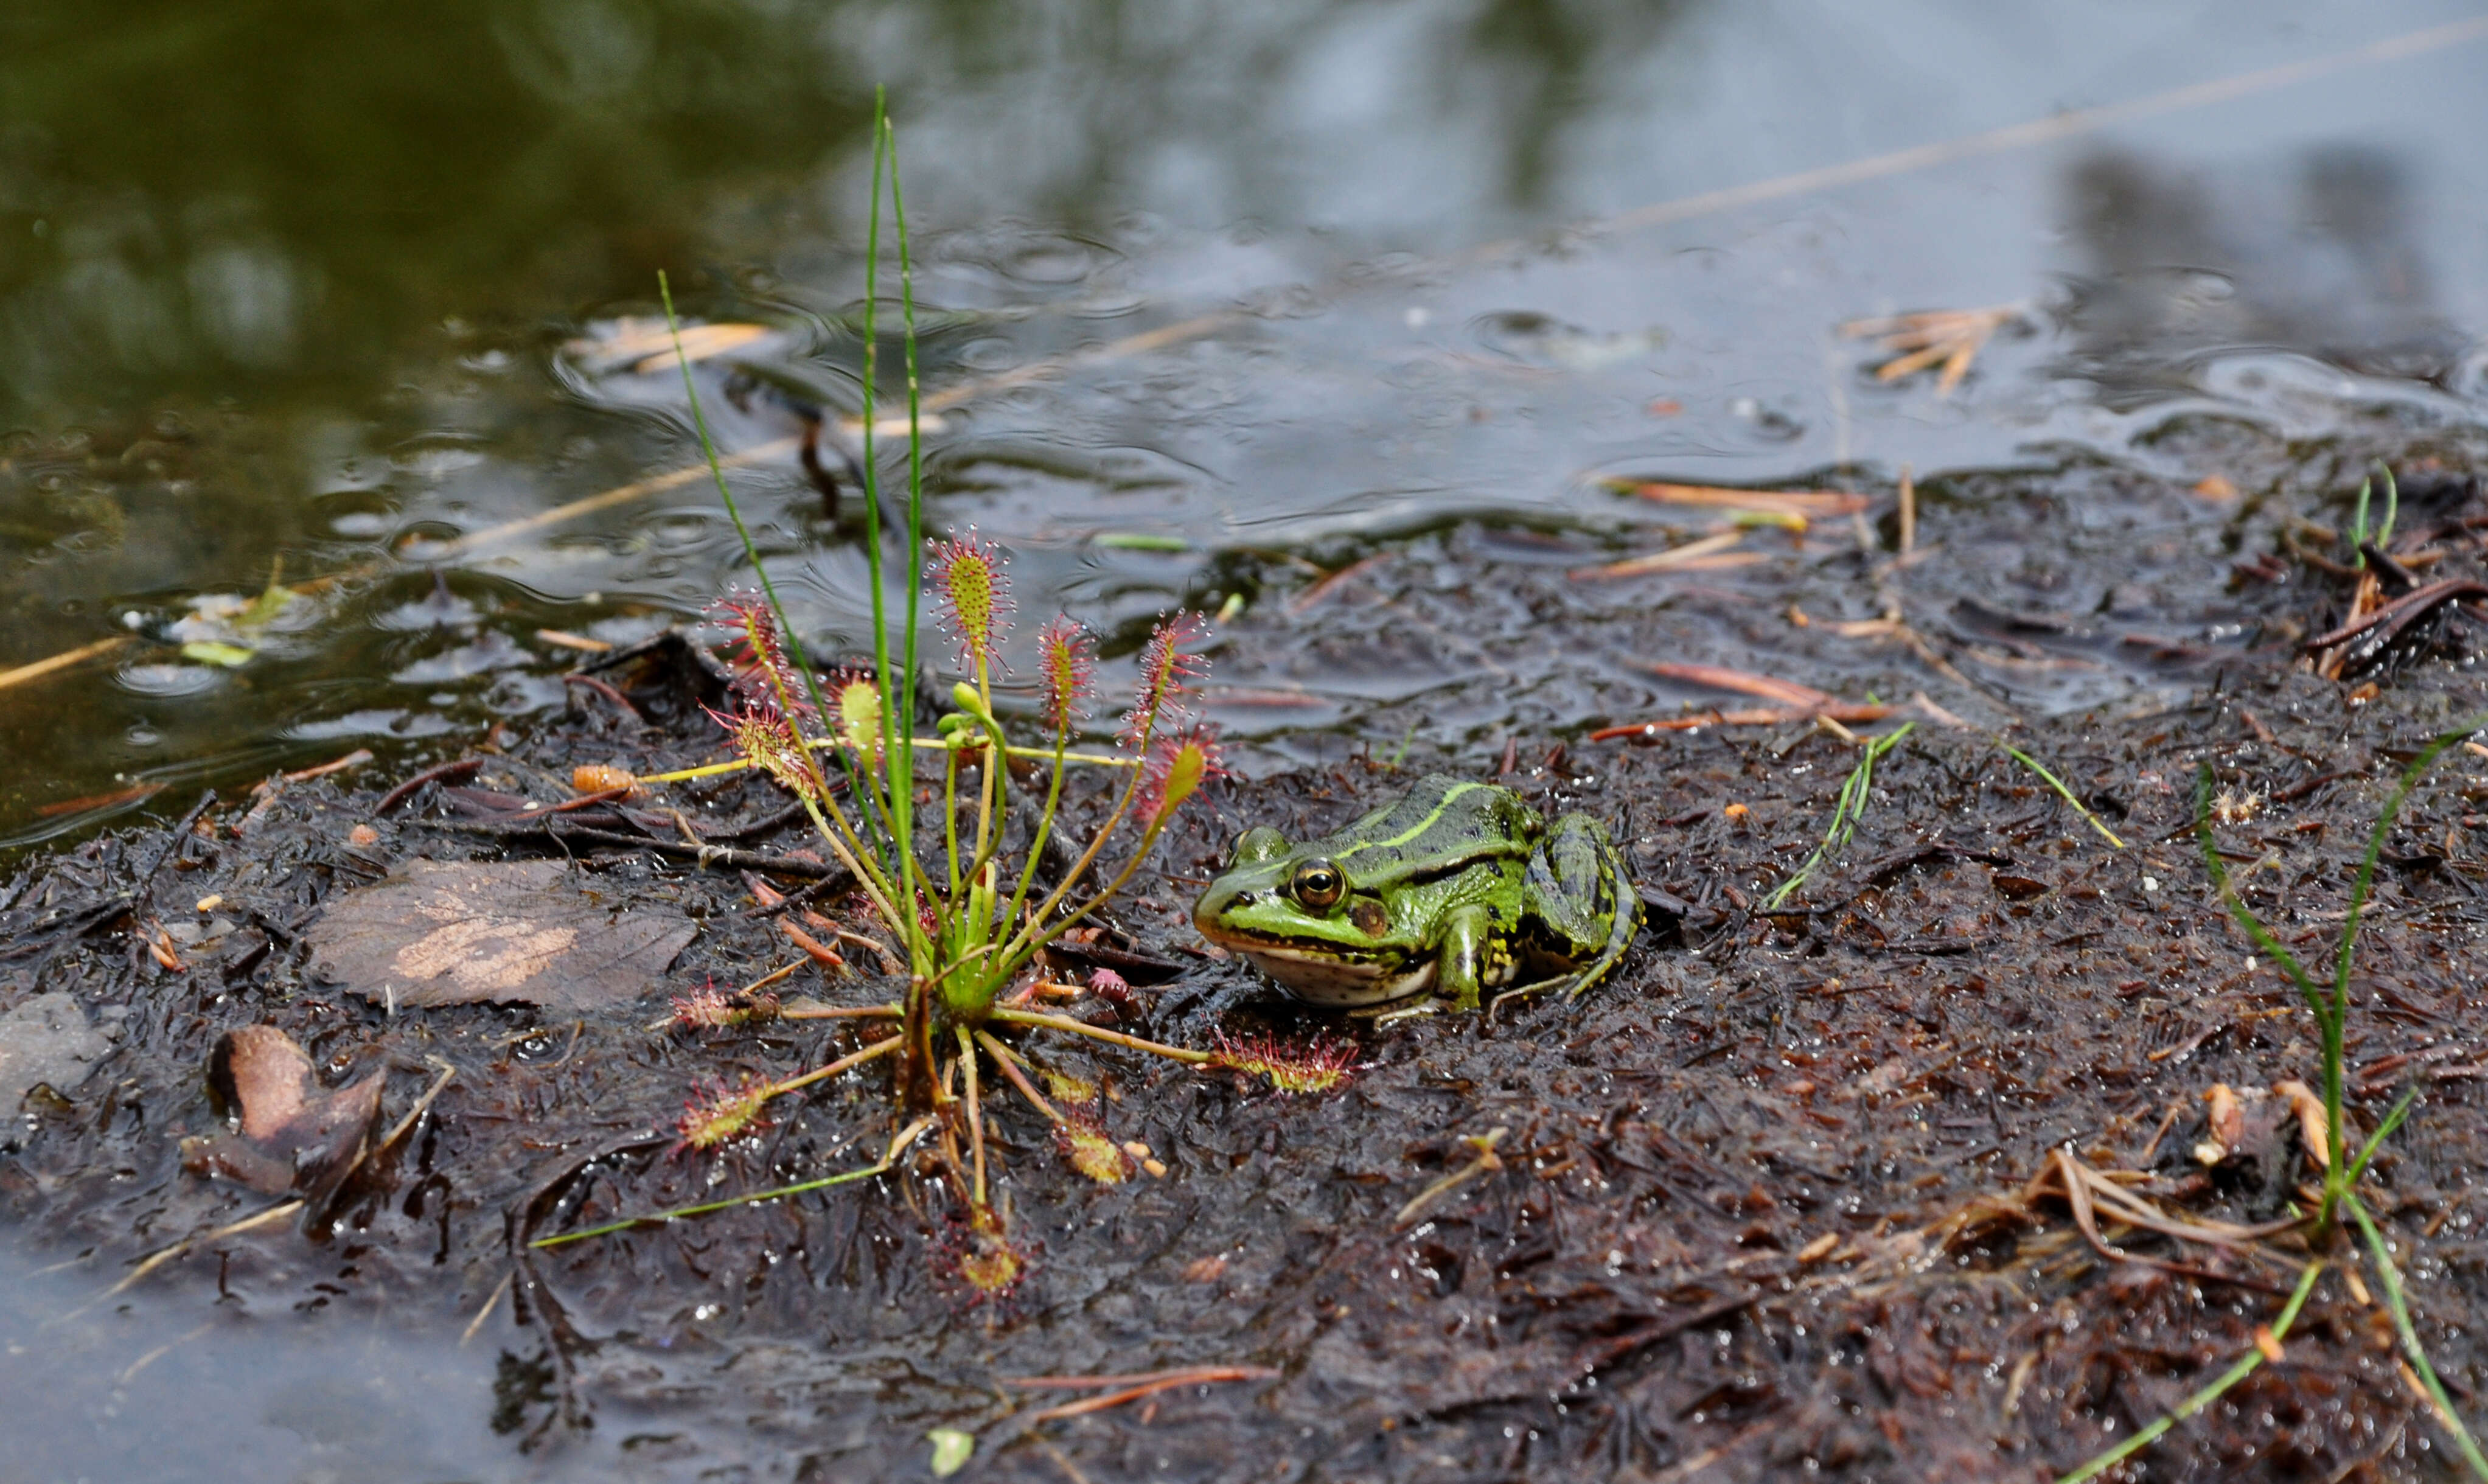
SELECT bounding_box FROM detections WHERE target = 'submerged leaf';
[235,582,301,631]
[181,640,257,668]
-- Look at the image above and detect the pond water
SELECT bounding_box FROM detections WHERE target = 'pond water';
[6,1,2487,847]
[6,1,2488,1474]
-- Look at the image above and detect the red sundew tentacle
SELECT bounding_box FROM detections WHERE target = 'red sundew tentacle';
[1210,1029,1359,1095]
[672,1075,775,1152]
[1036,615,1096,731]
[705,702,815,799]
[709,590,816,719]
[1120,612,1211,748]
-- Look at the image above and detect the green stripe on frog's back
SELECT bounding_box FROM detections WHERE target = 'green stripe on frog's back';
[1323,776,1513,871]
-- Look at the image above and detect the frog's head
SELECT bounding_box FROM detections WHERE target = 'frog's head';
[1193,826,1429,1005]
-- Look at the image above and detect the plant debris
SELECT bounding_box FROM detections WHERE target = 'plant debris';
[178,1025,383,1202]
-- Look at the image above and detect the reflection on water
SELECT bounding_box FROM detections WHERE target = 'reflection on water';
[2062,143,2458,391]
[1,1,2486,835]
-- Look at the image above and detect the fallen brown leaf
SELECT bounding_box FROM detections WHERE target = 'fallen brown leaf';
[2274,1079,2338,1169]
[306,859,696,1010]
[181,1025,385,1202]
[2198,1082,2243,1164]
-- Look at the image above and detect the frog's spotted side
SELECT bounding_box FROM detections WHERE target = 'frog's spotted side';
[1191,773,1640,1012]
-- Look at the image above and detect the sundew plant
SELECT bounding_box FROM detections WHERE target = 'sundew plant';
[540,100,1347,1293]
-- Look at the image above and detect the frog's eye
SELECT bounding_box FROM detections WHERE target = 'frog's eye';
[1289,859,1345,910]
[1230,827,1290,868]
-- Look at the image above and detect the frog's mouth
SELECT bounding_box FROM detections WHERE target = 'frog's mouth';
[1230,944,1435,1008]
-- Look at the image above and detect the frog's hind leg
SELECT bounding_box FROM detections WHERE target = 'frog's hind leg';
[1559,838,1643,1001]
[1488,815,1642,1017]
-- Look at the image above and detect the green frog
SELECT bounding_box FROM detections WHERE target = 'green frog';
[1191,773,1640,1013]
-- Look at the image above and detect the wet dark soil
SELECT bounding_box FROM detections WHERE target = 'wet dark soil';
[11,518,2488,1483]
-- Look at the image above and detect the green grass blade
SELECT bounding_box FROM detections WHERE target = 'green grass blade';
[2195,765,2322,1011]
[2352,474,2374,562]
[531,1154,901,1249]
[2326,714,2488,1210]
[859,99,905,886]
[2346,1194,2488,1479]
[656,274,839,738]
[2375,461,2399,552]
[2347,1084,2419,1185]
[2004,744,2125,848]
[888,116,925,827]
[2053,1259,2324,1484]
[2335,717,2487,1007]
[1760,722,1912,910]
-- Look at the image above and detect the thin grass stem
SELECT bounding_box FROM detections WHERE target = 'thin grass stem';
[2054,1258,2324,1484]
[975,1029,1064,1123]
[989,1007,1214,1064]
[1023,811,1183,958]
[2347,1086,2419,1185]
[958,1026,986,1205]
[633,737,1136,787]
[529,1117,933,1249]
[2346,1194,2488,1479]
[657,274,900,928]
[759,1033,905,1100]
[890,116,927,894]
[1004,720,1076,935]
[856,93,927,974]
[992,720,1160,971]
[2002,742,2124,848]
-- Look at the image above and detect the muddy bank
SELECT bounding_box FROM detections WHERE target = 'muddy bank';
[8,528,2488,1483]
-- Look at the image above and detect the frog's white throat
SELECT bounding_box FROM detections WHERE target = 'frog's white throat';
[1238,946,1437,1008]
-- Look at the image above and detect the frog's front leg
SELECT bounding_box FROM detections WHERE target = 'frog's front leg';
[1432,904,1521,1012]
